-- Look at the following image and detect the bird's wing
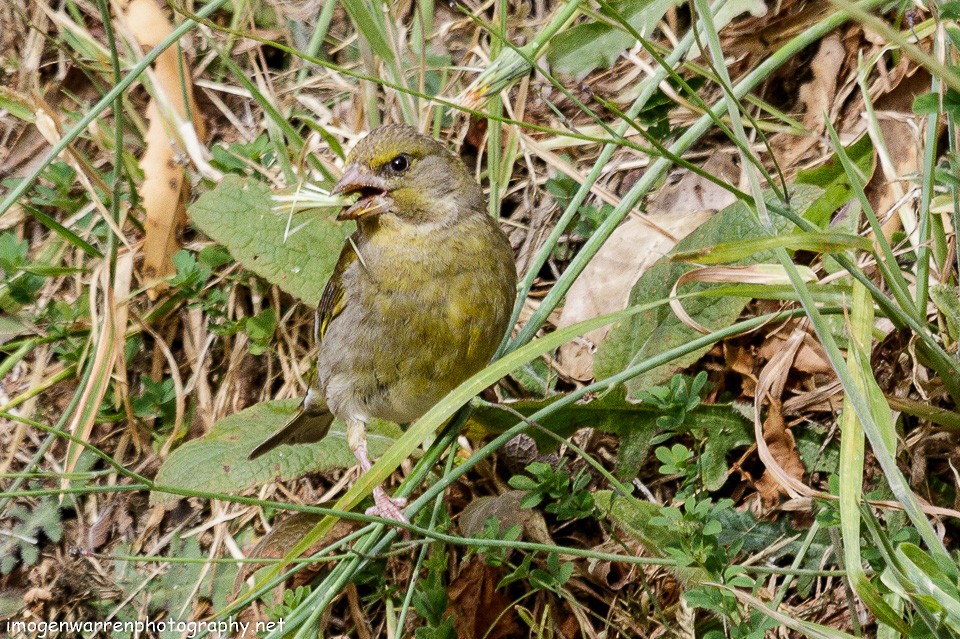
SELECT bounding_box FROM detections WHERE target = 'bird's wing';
[248,235,358,460]
[316,233,358,343]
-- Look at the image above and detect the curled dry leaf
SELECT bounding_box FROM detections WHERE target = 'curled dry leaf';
[556,152,738,380]
[754,402,805,509]
[584,539,640,591]
[669,264,817,334]
[857,54,929,246]
[125,0,205,293]
[753,329,814,505]
[757,328,833,376]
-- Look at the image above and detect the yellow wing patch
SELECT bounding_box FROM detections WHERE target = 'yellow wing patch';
[316,235,357,343]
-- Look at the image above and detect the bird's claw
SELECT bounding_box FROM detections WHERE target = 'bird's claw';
[366,487,409,537]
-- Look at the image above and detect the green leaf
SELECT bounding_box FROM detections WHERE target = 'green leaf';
[698,412,752,490]
[594,490,707,585]
[547,0,677,75]
[188,175,352,306]
[0,591,24,618]
[671,231,871,264]
[246,307,278,356]
[912,92,940,115]
[340,0,395,64]
[795,134,874,227]
[0,498,62,575]
[151,399,402,505]
[471,394,748,485]
[931,284,960,343]
[888,543,960,633]
[594,184,822,397]
[0,86,35,122]
[468,391,655,447]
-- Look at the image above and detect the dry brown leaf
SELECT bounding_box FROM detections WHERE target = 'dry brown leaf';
[555,152,737,380]
[758,330,833,375]
[125,0,205,293]
[584,539,640,591]
[669,264,816,334]
[769,33,845,168]
[62,254,133,482]
[448,558,521,639]
[868,115,922,244]
[753,329,813,501]
[725,343,758,398]
[755,402,805,508]
[233,513,358,600]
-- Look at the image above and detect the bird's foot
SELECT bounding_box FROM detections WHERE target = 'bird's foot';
[366,487,409,536]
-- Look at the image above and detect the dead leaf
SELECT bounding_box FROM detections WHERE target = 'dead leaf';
[556,152,737,380]
[753,329,813,502]
[755,402,805,508]
[769,33,845,168]
[584,539,640,591]
[125,0,206,293]
[758,329,833,375]
[448,558,521,639]
[234,512,357,598]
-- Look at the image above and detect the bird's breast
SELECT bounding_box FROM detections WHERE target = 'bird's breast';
[317,214,515,424]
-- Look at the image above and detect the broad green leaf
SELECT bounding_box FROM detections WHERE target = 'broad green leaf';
[0,591,24,618]
[671,231,870,264]
[0,86,34,122]
[547,0,677,75]
[698,410,753,489]
[468,392,653,444]
[188,175,352,306]
[151,399,402,506]
[931,284,960,342]
[0,313,29,344]
[594,184,822,397]
[912,92,940,115]
[796,134,875,227]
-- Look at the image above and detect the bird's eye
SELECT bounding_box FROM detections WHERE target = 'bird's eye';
[389,154,410,173]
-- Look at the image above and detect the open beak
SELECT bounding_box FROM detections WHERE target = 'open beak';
[333,164,389,221]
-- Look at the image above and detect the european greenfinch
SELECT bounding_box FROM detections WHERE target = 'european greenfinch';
[250,125,517,521]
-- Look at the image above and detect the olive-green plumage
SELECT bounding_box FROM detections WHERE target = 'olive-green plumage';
[250,125,516,517]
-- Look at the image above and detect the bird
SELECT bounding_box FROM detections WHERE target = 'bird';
[249,124,518,522]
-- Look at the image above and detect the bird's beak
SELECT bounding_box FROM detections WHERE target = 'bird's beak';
[333,164,389,221]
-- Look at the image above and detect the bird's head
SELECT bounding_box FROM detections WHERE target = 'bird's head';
[332,125,483,228]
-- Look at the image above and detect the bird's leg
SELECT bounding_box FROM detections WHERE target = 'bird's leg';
[346,417,409,525]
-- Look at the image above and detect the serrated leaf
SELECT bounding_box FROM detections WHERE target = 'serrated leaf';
[593,185,822,397]
[188,175,352,306]
[594,490,707,585]
[470,394,748,485]
[0,499,62,575]
[151,399,402,505]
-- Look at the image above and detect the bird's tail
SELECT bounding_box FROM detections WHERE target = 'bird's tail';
[248,402,335,459]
